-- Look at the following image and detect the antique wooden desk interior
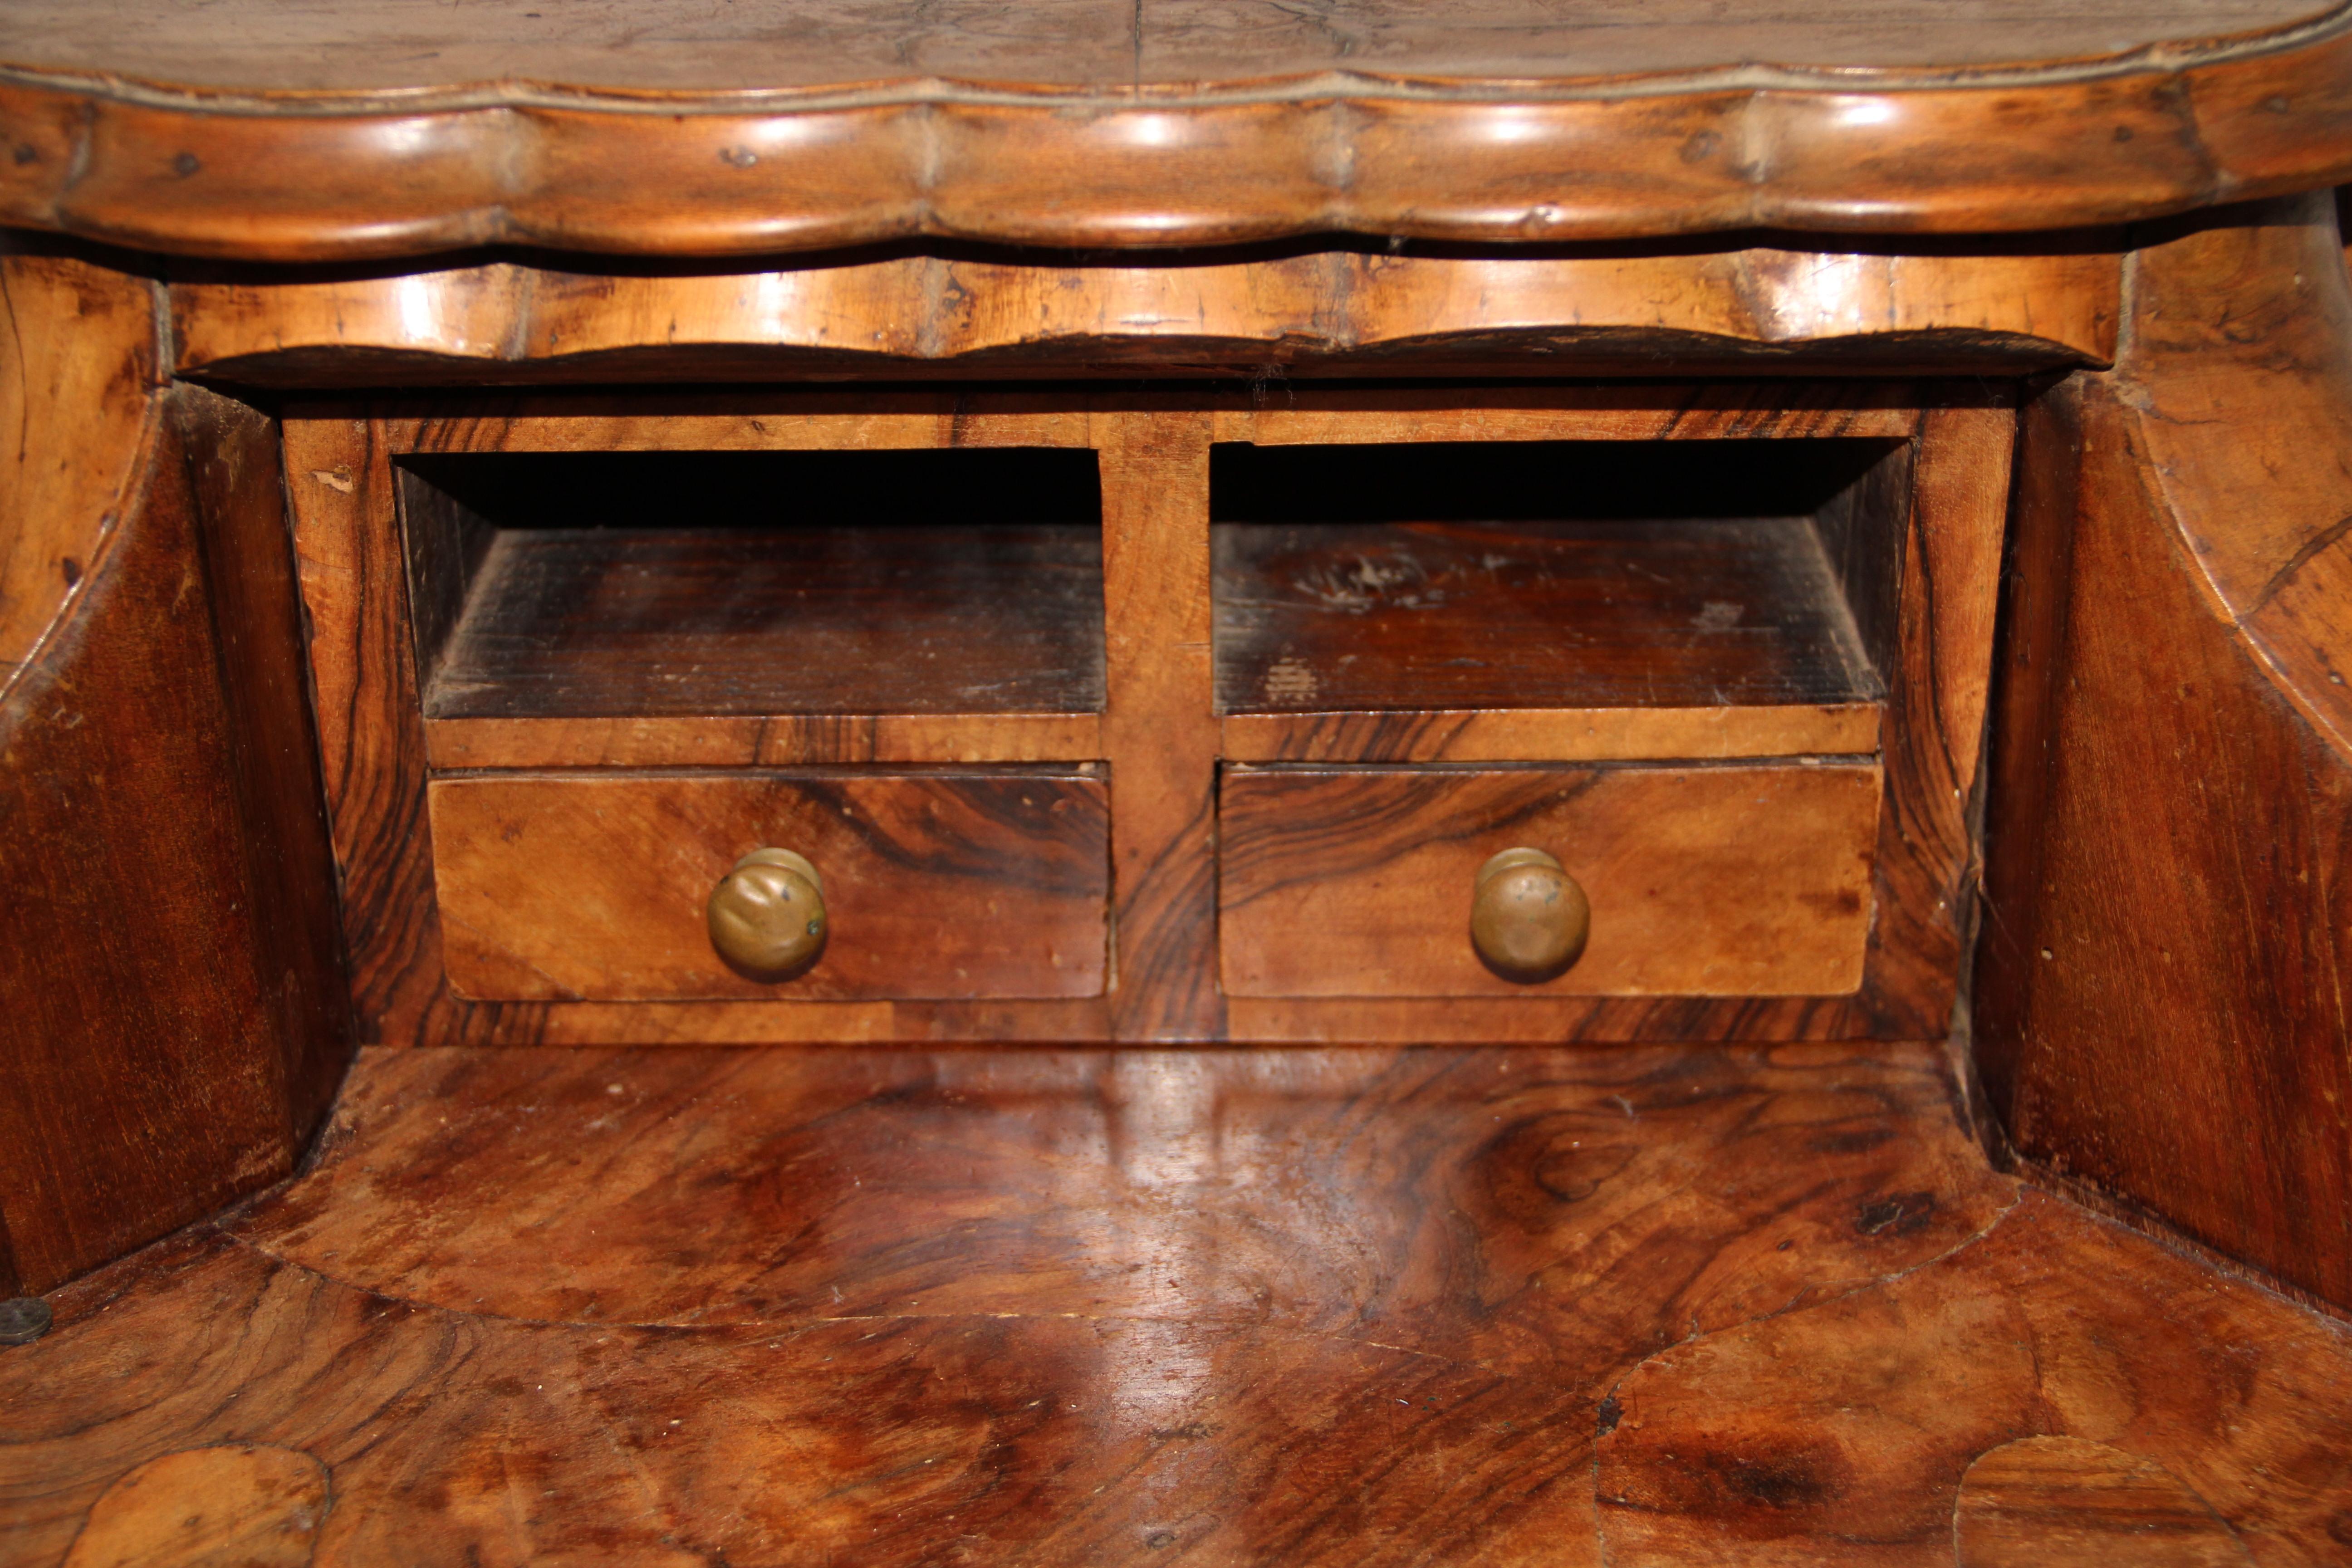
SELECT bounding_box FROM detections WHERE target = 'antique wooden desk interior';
[5,2,2352,1563]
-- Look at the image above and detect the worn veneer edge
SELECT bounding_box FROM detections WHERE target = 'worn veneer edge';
[1220,706,1883,763]
[423,713,1106,769]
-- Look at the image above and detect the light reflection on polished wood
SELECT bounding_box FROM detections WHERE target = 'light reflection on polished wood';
[0,1043,2347,1565]
[169,249,2121,387]
[0,245,162,695]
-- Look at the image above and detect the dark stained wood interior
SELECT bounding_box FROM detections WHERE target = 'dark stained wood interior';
[1212,439,1896,716]
[0,367,353,1300]
[401,448,1107,720]
[1974,204,2352,1311]
[3,1041,2347,1565]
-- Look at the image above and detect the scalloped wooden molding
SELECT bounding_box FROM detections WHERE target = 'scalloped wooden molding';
[1,5,2351,259]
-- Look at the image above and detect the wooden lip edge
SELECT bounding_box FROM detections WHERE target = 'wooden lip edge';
[422,712,1106,769]
[172,331,2114,387]
[1,29,2350,260]
[1220,706,1885,763]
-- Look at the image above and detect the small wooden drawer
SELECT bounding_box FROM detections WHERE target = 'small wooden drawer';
[428,770,1109,1002]
[1219,764,1879,998]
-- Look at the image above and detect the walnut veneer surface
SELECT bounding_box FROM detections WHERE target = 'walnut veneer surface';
[3,1041,2348,1566]
[5,1,2352,255]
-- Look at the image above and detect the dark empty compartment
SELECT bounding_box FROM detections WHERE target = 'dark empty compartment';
[399,449,1105,719]
[1211,439,1907,714]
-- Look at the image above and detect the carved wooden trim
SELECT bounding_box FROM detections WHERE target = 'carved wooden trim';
[168,249,2122,386]
[5,12,2352,260]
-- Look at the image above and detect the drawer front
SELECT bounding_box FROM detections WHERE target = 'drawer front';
[1219,764,1879,998]
[430,771,1108,1002]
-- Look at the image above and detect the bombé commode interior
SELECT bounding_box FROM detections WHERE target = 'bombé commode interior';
[14,5,2352,1552]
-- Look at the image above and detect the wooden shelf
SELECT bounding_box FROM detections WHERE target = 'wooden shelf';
[398,449,1106,747]
[1211,438,1900,758]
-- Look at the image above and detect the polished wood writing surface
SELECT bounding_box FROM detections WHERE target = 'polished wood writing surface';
[5,1042,2350,1564]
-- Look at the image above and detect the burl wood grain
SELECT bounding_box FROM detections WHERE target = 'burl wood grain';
[2,4,2347,260]
[1096,406,1223,1041]
[1596,1190,2352,1566]
[1975,197,2352,1309]
[1955,1438,2254,1568]
[60,1446,328,1568]
[168,248,2122,388]
[3,1043,2348,1566]
[1220,764,1881,999]
[430,771,1110,1002]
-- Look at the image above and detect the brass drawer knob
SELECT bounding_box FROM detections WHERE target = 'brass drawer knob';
[1471,847,1590,982]
[706,848,827,979]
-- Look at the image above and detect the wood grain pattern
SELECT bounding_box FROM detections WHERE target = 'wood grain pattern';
[399,446,1105,720]
[1212,384,1925,446]
[1095,405,1223,1041]
[422,524,1105,720]
[0,382,350,1297]
[1595,1189,2352,1565]
[1213,518,1881,715]
[1955,1438,2254,1568]
[294,381,2004,1045]
[1974,201,2352,1309]
[168,249,2122,387]
[288,396,1115,1047]
[3,1043,2348,1564]
[1220,764,1881,999]
[1,8,2348,259]
[429,770,1110,1002]
[424,712,1103,770]
[1221,705,1883,764]
[1851,397,2014,1039]
[0,0,2327,91]
[0,243,160,696]
[62,1446,328,1568]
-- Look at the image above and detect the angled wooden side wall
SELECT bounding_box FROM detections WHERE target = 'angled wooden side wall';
[0,240,350,1295]
[1975,194,2352,1310]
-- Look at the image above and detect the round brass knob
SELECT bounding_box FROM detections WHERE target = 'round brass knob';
[1470,847,1589,983]
[706,848,827,980]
